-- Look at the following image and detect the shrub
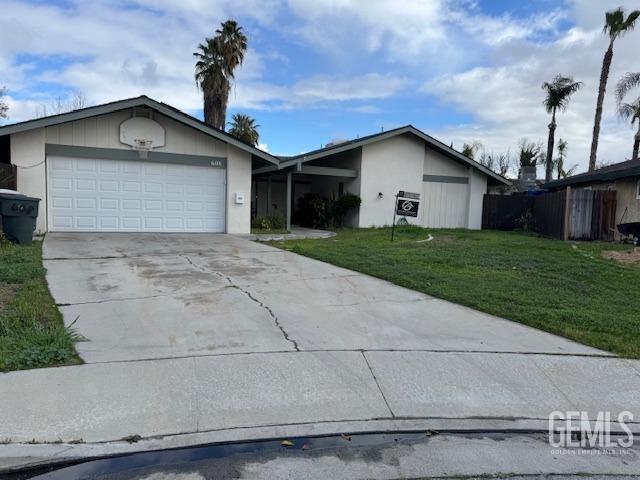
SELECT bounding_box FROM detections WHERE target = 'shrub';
[296,192,361,229]
[332,192,361,227]
[251,214,286,231]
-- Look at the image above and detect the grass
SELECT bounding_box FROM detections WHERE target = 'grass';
[269,226,640,358]
[0,237,81,372]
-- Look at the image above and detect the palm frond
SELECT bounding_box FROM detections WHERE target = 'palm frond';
[615,72,640,104]
[542,75,582,113]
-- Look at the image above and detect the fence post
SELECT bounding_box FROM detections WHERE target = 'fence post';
[563,186,572,241]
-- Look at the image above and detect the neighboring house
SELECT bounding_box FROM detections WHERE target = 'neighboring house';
[0,96,509,235]
[0,96,278,234]
[253,126,510,229]
[544,159,640,225]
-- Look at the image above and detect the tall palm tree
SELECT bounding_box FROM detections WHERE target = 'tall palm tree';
[542,75,582,182]
[616,72,640,160]
[194,20,247,129]
[588,7,640,171]
[228,113,260,145]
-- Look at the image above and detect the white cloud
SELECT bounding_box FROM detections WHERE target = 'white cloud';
[2,0,639,173]
[422,0,640,174]
[348,105,382,114]
[231,73,408,110]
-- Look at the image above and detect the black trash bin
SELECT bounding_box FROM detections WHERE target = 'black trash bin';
[0,191,40,245]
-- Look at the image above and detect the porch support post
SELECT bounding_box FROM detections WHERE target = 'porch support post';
[267,177,272,216]
[286,172,292,231]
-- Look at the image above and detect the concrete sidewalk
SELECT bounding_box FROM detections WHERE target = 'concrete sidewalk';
[2,351,639,444]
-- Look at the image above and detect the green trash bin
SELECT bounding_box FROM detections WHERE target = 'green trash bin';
[0,191,40,245]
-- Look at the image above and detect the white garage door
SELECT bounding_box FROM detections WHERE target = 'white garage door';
[47,156,226,232]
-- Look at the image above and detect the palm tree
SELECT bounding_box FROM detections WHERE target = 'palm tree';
[0,86,8,119]
[588,7,640,171]
[616,72,640,160]
[542,75,582,182]
[617,99,640,161]
[555,139,568,180]
[194,20,247,129]
[228,113,260,145]
[461,141,482,159]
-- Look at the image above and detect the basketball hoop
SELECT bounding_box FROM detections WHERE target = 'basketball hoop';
[119,117,165,159]
[133,139,153,159]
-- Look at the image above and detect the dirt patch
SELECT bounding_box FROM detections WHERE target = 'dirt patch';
[0,284,18,312]
[602,248,640,266]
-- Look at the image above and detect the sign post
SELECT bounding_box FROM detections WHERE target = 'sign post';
[391,191,420,241]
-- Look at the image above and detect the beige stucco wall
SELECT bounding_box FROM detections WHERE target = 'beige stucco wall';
[11,128,47,233]
[226,144,252,234]
[11,109,252,233]
[614,178,640,223]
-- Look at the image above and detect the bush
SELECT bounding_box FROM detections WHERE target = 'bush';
[296,192,361,229]
[332,193,361,227]
[251,214,286,231]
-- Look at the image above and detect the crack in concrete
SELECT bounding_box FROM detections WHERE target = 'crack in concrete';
[361,351,395,418]
[183,255,300,352]
[56,293,171,307]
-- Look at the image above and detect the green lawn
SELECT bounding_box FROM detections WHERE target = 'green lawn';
[269,227,640,358]
[0,238,81,372]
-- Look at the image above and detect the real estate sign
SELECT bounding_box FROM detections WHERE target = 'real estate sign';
[395,191,420,217]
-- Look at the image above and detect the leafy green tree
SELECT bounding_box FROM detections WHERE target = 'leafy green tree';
[588,7,640,171]
[194,20,247,129]
[615,72,640,160]
[228,113,260,145]
[542,75,582,181]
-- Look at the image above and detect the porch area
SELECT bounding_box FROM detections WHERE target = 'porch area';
[251,148,361,230]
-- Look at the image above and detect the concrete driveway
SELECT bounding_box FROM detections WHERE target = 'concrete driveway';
[43,233,602,362]
[2,233,640,466]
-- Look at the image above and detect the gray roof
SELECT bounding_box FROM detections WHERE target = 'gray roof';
[544,158,640,189]
[0,95,279,165]
[277,125,510,185]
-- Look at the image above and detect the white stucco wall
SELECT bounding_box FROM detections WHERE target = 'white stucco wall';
[359,134,424,227]
[357,137,490,229]
[467,167,487,229]
[226,144,252,234]
[10,109,253,233]
[11,128,47,233]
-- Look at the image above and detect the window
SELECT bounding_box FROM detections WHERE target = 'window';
[338,182,344,197]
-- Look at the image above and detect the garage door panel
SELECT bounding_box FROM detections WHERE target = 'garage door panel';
[48,156,226,232]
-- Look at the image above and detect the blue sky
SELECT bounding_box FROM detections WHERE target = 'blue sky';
[1,0,639,174]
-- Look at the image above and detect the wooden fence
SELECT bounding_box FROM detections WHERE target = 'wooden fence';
[0,164,16,190]
[482,188,617,241]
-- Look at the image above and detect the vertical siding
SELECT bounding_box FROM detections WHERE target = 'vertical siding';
[45,110,227,157]
[422,182,468,228]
